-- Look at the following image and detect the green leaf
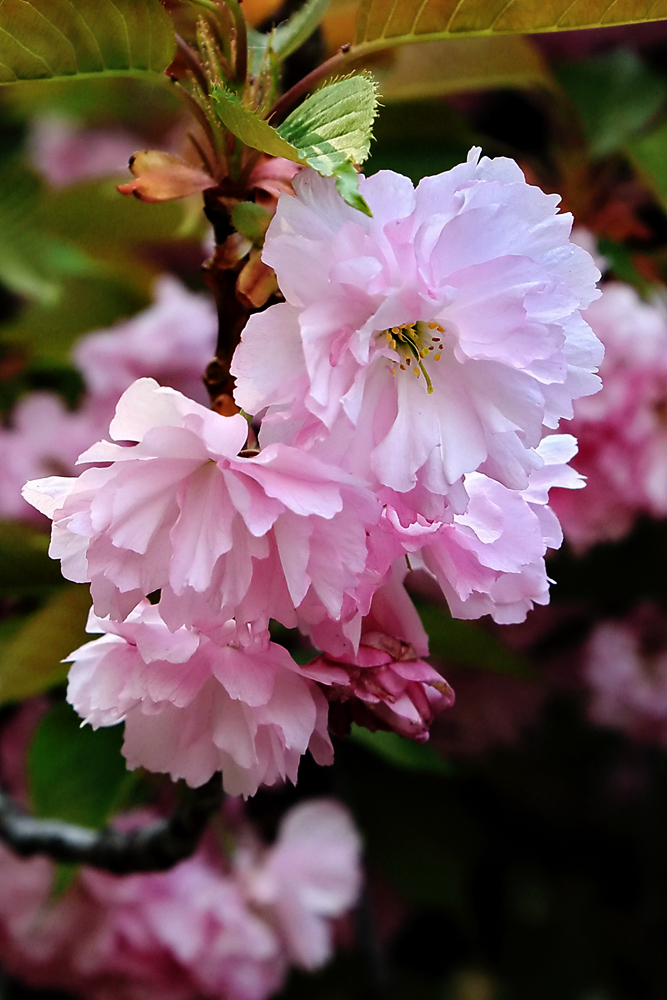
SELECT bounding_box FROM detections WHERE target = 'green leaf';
[596,236,652,296]
[558,49,667,157]
[333,158,370,215]
[28,700,133,828]
[0,0,175,85]
[272,0,331,59]
[231,200,273,244]
[349,724,452,775]
[0,584,91,704]
[211,84,304,160]
[212,75,378,211]
[277,73,378,172]
[376,35,552,102]
[0,521,65,595]
[353,0,667,57]
[628,117,667,210]
[417,601,534,678]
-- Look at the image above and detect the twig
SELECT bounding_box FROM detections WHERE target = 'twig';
[0,774,223,875]
[266,43,351,125]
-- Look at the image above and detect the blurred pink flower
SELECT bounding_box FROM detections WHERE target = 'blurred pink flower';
[66,602,333,796]
[239,799,362,970]
[28,115,143,187]
[23,378,381,633]
[232,151,602,519]
[585,607,667,744]
[0,392,107,523]
[75,276,217,407]
[550,282,667,549]
[0,799,361,1000]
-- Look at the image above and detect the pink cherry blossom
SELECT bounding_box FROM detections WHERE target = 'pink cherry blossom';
[23,378,381,634]
[305,565,455,741]
[416,435,584,624]
[232,151,602,512]
[66,602,333,796]
[550,281,667,549]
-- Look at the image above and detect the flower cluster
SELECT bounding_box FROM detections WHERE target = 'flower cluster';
[23,150,603,795]
[0,797,361,1000]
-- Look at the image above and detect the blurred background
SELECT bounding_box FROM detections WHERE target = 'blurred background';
[3,3,667,999]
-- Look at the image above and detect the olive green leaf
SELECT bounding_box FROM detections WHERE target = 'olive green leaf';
[353,0,667,58]
[0,0,175,85]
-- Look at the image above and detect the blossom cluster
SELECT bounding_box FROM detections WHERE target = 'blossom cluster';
[23,149,603,795]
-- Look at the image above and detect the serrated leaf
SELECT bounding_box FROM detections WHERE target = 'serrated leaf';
[277,73,378,171]
[349,724,452,775]
[212,75,377,211]
[353,0,667,57]
[0,0,175,85]
[558,49,667,157]
[0,584,91,704]
[272,0,331,58]
[28,700,133,828]
[376,35,552,102]
[211,84,304,160]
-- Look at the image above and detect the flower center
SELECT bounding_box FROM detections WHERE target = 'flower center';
[383,321,444,394]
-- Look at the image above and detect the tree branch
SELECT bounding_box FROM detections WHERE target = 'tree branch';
[0,774,223,875]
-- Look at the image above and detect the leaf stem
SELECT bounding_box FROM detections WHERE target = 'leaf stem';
[266,43,351,124]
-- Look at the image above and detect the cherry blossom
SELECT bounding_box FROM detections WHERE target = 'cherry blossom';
[23,378,381,634]
[66,602,333,797]
[232,151,603,512]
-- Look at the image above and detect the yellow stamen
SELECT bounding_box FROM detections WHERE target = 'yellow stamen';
[434,353,441,361]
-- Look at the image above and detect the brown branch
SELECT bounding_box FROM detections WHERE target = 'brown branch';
[0,775,223,875]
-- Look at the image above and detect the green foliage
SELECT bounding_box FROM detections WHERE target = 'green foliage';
[272,0,331,59]
[277,73,378,171]
[0,0,175,85]
[213,74,378,211]
[349,724,452,775]
[28,700,133,827]
[558,49,667,156]
[0,522,64,595]
[417,601,533,678]
[231,201,272,244]
[377,35,553,103]
[597,237,652,297]
[211,84,302,159]
[0,584,91,704]
[629,116,667,210]
[353,0,667,56]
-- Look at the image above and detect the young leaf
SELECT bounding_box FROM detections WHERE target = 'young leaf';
[277,73,378,172]
[211,84,304,161]
[28,701,133,828]
[213,75,378,211]
[0,0,175,85]
[0,584,91,704]
[353,0,667,57]
[272,0,331,59]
